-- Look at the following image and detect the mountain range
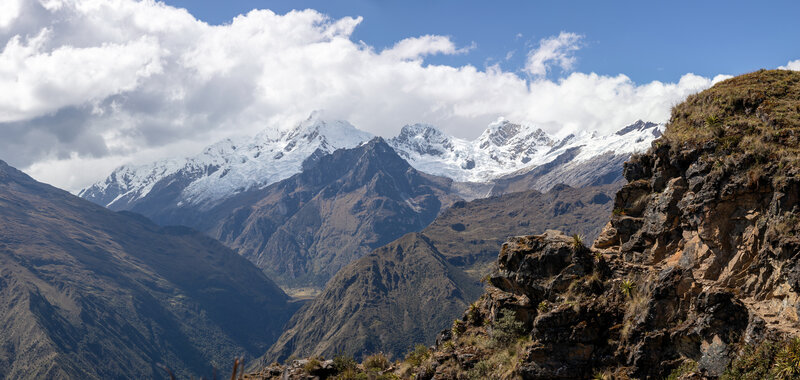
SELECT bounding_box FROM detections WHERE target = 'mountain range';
[81,116,662,209]
[79,116,661,291]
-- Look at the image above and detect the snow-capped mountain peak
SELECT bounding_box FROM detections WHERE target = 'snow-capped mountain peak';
[387,119,559,183]
[280,115,372,151]
[82,115,664,211]
[391,123,455,157]
[614,120,662,137]
[80,114,373,209]
[387,118,663,184]
[477,118,553,149]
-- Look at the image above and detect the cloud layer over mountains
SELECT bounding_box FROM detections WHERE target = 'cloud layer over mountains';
[0,0,741,191]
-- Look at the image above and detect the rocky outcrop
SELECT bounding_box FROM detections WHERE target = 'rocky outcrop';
[414,70,800,379]
[247,70,800,380]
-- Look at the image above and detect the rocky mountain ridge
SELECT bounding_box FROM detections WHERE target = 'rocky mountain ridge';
[248,70,800,379]
[401,69,800,379]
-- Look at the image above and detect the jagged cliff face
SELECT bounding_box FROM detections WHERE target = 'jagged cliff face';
[603,139,800,336]
[400,70,800,379]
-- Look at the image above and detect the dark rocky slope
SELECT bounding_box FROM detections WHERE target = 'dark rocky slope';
[262,233,483,364]
[261,183,618,363]
[249,70,800,379]
[0,160,296,379]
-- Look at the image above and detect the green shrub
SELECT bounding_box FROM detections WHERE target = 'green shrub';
[537,300,550,313]
[572,233,585,251]
[467,302,482,325]
[333,368,369,380]
[491,309,525,347]
[667,360,698,380]
[333,353,358,372]
[467,360,492,380]
[774,337,800,379]
[722,340,779,380]
[405,344,431,367]
[593,250,603,261]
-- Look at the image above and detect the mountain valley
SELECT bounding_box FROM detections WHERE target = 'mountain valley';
[263,182,619,362]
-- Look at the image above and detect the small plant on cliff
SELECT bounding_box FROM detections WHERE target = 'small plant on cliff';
[775,213,799,237]
[491,310,525,347]
[405,344,431,367]
[363,352,391,371]
[620,279,635,298]
[592,371,611,380]
[593,250,603,262]
[467,302,482,325]
[706,114,723,128]
[721,339,779,379]
[451,319,465,337]
[572,233,585,251]
[774,337,800,379]
[334,369,371,380]
[442,340,455,351]
[467,360,492,379]
[537,300,550,313]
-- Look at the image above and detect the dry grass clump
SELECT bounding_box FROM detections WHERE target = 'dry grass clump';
[363,352,391,371]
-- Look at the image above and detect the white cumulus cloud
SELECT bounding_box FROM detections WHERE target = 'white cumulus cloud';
[382,35,473,60]
[0,0,734,192]
[0,0,22,29]
[524,31,583,77]
[779,59,800,71]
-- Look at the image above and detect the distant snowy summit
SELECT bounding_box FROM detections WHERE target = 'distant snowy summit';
[388,118,662,183]
[80,115,662,209]
[79,114,372,209]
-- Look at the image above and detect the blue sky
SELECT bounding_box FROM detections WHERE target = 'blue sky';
[162,0,800,83]
[3,0,799,190]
